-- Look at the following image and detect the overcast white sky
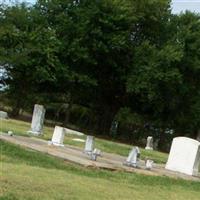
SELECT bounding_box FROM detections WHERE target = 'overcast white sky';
[1,0,200,14]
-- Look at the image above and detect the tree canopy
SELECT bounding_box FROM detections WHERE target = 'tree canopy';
[0,0,200,151]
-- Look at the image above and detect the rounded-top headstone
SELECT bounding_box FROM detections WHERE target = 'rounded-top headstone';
[145,136,153,150]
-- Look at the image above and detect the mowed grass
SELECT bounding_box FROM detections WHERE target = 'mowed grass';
[0,119,168,163]
[0,140,200,200]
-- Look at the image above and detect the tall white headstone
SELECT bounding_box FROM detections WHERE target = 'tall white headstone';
[0,111,8,119]
[165,137,200,176]
[28,104,45,135]
[145,136,153,150]
[50,126,65,147]
[84,135,94,154]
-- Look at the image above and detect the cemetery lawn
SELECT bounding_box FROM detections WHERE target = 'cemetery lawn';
[0,119,168,163]
[0,140,200,200]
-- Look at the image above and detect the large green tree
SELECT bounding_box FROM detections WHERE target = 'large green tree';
[36,0,135,133]
[1,0,200,149]
[171,12,200,139]
[0,3,60,116]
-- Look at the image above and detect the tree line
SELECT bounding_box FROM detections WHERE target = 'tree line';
[0,0,200,151]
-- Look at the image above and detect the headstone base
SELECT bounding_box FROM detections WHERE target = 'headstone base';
[48,141,64,147]
[124,161,140,168]
[145,147,153,150]
[83,150,92,155]
[27,130,42,135]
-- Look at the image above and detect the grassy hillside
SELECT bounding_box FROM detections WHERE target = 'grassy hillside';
[0,119,168,163]
[0,140,200,200]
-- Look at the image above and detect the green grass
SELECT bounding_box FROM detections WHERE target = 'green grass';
[0,119,168,163]
[0,140,200,200]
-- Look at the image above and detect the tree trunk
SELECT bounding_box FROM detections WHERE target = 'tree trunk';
[63,96,73,126]
[158,129,166,151]
[11,98,24,117]
[11,106,21,117]
[97,106,119,135]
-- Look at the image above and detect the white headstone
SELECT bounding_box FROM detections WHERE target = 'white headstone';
[50,126,65,146]
[165,137,200,176]
[84,135,94,153]
[145,136,153,150]
[0,111,8,119]
[28,104,45,135]
[145,159,154,170]
[125,147,140,167]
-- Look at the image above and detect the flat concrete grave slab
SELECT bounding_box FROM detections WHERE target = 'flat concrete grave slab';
[0,134,199,181]
[165,137,200,176]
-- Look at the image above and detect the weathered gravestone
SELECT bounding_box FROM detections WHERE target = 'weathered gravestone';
[0,111,8,119]
[165,137,200,176]
[145,136,153,150]
[50,126,65,147]
[84,135,94,154]
[28,104,45,135]
[125,147,140,168]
